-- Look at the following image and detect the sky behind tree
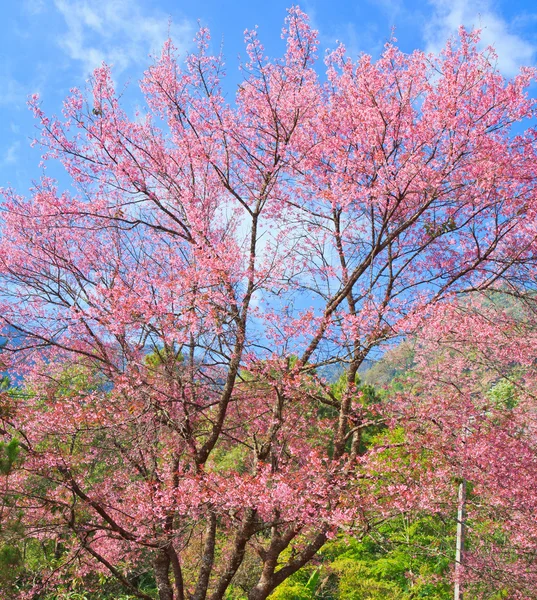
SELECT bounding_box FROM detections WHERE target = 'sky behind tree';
[1,0,536,190]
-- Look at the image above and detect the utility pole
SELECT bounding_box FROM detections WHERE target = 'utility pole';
[454,478,467,600]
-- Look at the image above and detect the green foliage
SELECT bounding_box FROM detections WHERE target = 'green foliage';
[144,346,184,369]
[331,559,400,599]
[487,378,518,410]
[43,591,148,600]
[329,517,452,599]
[208,443,250,474]
[424,216,457,239]
[268,515,453,599]
[268,563,324,600]
[0,375,10,391]
[35,563,158,600]
[328,372,385,455]
[0,438,19,475]
[0,544,23,592]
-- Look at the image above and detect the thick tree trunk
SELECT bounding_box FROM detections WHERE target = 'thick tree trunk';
[248,578,275,600]
[154,549,174,600]
[248,531,327,600]
[191,513,218,600]
[168,544,185,600]
[209,509,256,600]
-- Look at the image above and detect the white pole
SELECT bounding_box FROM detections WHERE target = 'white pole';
[454,479,467,600]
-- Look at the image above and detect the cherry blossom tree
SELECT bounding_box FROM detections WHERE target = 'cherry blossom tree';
[386,295,537,598]
[1,6,537,599]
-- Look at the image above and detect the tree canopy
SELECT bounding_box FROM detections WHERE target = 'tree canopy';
[1,6,537,599]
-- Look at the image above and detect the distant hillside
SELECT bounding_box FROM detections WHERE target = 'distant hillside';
[315,344,414,386]
[361,341,415,387]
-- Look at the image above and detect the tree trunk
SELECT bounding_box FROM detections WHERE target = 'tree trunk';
[247,580,272,600]
[168,544,185,600]
[154,549,174,600]
[248,531,327,600]
[191,513,217,600]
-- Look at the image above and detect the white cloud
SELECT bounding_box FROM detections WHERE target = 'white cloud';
[54,0,194,75]
[22,0,45,16]
[425,0,536,76]
[0,75,26,108]
[368,0,404,19]
[2,142,21,166]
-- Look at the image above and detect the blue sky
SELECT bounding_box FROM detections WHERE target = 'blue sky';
[1,0,537,192]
